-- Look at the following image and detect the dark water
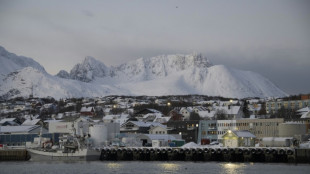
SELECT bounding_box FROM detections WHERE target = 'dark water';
[0,161,309,174]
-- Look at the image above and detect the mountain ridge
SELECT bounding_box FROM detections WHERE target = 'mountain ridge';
[0,46,287,99]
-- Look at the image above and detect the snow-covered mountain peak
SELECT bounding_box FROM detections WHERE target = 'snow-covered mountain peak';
[113,53,213,81]
[0,46,46,75]
[0,46,288,99]
[56,70,70,79]
[69,56,110,82]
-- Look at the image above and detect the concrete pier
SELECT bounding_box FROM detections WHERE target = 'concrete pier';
[100,147,310,163]
[0,149,30,161]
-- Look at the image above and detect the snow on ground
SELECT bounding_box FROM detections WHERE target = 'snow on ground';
[182,142,223,148]
[299,141,310,148]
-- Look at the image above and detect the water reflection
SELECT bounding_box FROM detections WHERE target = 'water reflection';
[221,163,246,174]
[158,163,181,172]
[106,162,121,170]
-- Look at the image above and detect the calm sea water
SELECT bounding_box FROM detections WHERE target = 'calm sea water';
[0,161,309,174]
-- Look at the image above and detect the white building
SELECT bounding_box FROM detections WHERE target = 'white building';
[149,125,168,134]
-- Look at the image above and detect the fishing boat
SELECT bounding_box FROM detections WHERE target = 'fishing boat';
[27,147,100,161]
[28,127,101,161]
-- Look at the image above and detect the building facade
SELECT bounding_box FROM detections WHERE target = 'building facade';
[197,118,284,144]
[266,99,310,114]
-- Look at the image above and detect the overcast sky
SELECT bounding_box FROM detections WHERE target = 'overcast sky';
[0,0,309,95]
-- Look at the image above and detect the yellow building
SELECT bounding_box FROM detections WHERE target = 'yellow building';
[222,130,256,148]
[236,118,284,139]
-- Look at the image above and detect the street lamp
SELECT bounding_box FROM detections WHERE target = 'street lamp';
[167,102,171,107]
[195,123,199,144]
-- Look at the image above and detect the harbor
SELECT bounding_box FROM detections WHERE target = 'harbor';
[1,147,310,163]
[99,147,310,163]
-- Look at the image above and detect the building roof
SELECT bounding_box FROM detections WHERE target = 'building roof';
[135,108,162,115]
[80,107,94,112]
[0,118,16,124]
[123,121,165,128]
[232,130,256,138]
[301,111,310,119]
[297,107,310,113]
[103,114,130,124]
[149,125,167,131]
[180,107,193,113]
[137,134,177,141]
[216,106,241,115]
[22,119,41,126]
[194,106,209,111]
[198,110,216,118]
[0,125,41,133]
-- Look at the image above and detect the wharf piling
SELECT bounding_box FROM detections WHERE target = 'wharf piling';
[100,147,310,163]
[0,149,30,161]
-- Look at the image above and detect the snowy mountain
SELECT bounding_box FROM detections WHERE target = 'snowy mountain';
[0,46,46,76]
[0,67,127,99]
[0,46,287,99]
[112,53,212,82]
[56,70,70,79]
[69,56,111,82]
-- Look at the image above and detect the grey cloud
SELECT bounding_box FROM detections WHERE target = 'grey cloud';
[82,10,94,17]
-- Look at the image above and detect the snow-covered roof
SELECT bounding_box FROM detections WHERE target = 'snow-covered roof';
[145,108,162,113]
[103,114,129,124]
[80,107,94,112]
[297,107,310,113]
[232,130,256,138]
[193,106,209,111]
[154,116,171,124]
[246,99,260,104]
[262,137,294,141]
[182,142,200,148]
[142,113,162,118]
[138,134,177,141]
[124,121,165,128]
[22,119,41,126]
[0,125,41,133]
[301,111,310,119]
[0,118,16,124]
[180,107,193,113]
[149,125,168,131]
[103,114,119,120]
[216,106,241,115]
[44,120,62,123]
[198,111,216,118]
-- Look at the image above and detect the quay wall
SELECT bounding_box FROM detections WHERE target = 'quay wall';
[0,149,30,161]
[100,147,310,163]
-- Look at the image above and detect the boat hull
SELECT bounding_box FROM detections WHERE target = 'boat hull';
[27,149,101,161]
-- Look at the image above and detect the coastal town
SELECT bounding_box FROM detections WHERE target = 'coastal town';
[1,94,310,160]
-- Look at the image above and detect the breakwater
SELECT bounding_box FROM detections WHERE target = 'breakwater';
[0,149,30,161]
[100,147,310,163]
